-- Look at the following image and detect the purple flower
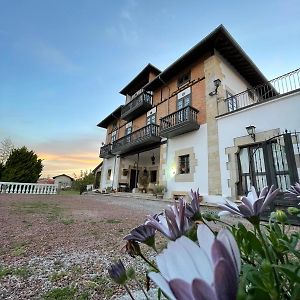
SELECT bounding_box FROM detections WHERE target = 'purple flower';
[108,259,128,285]
[145,198,189,241]
[148,224,240,300]
[185,188,201,219]
[285,182,300,201]
[124,224,156,248]
[218,185,279,220]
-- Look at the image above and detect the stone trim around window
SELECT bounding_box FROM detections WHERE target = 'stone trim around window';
[174,147,198,182]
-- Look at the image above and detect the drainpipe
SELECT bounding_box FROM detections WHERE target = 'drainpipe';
[158,75,171,114]
[135,153,139,189]
[112,155,117,190]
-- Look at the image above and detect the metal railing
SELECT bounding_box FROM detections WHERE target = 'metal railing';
[99,143,112,158]
[121,91,152,117]
[160,105,199,131]
[222,68,300,115]
[112,124,160,151]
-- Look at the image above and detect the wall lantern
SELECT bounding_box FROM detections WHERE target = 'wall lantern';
[151,153,155,165]
[246,125,256,141]
[209,79,221,96]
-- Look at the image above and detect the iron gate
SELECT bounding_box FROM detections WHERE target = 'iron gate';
[238,131,300,223]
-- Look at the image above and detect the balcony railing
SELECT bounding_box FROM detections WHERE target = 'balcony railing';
[160,106,200,138]
[112,124,161,155]
[99,144,113,159]
[219,68,300,116]
[121,91,153,121]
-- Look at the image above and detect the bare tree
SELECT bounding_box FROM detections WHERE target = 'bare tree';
[0,138,14,164]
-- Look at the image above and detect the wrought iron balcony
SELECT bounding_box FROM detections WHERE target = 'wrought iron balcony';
[99,144,114,159]
[218,67,300,116]
[121,91,153,121]
[112,124,161,155]
[160,106,200,138]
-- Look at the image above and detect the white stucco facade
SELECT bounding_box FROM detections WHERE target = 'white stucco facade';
[217,91,300,198]
[164,124,208,199]
[53,175,73,188]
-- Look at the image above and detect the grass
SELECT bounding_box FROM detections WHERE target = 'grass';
[60,218,75,225]
[49,271,68,282]
[59,189,80,196]
[42,286,77,300]
[0,266,32,279]
[11,242,28,256]
[104,219,122,224]
[11,201,62,221]
[42,286,90,300]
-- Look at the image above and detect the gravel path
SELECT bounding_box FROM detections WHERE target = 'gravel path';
[3,193,291,300]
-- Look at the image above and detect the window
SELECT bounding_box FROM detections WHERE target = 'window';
[112,120,118,130]
[178,71,191,87]
[107,169,112,180]
[226,91,238,112]
[111,130,117,143]
[122,169,129,177]
[178,155,190,174]
[125,124,132,142]
[150,170,157,183]
[147,113,156,125]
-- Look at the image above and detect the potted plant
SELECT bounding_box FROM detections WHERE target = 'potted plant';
[138,169,149,193]
[153,185,166,199]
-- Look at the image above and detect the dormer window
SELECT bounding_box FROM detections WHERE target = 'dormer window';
[177,71,191,87]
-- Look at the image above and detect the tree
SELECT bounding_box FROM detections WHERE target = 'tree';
[1,146,43,183]
[72,170,94,194]
[0,138,14,164]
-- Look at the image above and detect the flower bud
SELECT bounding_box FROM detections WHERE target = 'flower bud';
[273,210,287,223]
[287,207,300,216]
[108,259,128,285]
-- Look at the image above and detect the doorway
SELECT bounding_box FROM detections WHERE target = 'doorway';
[130,169,139,191]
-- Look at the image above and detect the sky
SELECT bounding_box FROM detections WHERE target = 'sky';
[0,0,299,178]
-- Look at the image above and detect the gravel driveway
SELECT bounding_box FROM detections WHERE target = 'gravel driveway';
[0,194,169,300]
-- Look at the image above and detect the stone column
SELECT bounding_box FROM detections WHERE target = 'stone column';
[204,55,225,195]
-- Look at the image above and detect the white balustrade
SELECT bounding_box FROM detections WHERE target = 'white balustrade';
[0,182,58,195]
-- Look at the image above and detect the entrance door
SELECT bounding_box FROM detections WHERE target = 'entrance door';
[238,131,299,195]
[177,94,191,122]
[130,169,139,191]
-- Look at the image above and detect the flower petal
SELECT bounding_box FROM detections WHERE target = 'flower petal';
[169,279,194,300]
[156,236,213,284]
[192,279,217,300]
[214,258,238,300]
[240,196,254,213]
[237,204,253,217]
[217,228,241,274]
[260,185,279,213]
[148,272,176,300]
[217,204,243,217]
[197,224,215,261]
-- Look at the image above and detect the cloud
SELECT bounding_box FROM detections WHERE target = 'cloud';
[30,134,104,177]
[106,0,139,45]
[14,36,79,73]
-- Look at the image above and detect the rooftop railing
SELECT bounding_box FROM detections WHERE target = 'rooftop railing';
[219,68,300,116]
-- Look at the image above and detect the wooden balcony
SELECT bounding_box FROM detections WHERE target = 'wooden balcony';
[99,144,114,159]
[121,91,153,121]
[160,106,200,138]
[111,124,161,155]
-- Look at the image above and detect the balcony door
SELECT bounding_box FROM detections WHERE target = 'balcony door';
[177,88,191,123]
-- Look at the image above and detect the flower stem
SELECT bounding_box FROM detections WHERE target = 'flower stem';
[139,252,158,271]
[124,284,135,300]
[255,224,281,299]
[135,278,150,300]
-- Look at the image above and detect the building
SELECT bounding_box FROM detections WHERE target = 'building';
[92,162,103,189]
[53,174,74,189]
[97,25,300,202]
